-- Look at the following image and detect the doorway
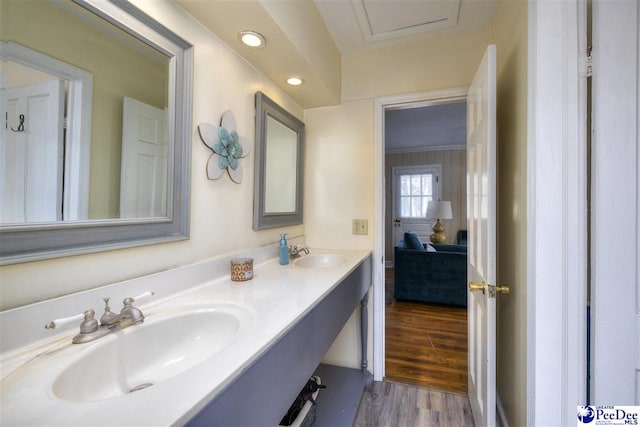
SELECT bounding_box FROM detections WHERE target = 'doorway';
[374,88,469,393]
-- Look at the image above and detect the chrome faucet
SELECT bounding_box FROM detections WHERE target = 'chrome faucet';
[288,245,310,259]
[45,291,155,344]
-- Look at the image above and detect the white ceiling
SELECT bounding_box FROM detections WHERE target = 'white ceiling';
[176,0,496,108]
[314,0,497,54]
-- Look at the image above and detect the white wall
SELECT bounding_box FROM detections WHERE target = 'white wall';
[0,0,304,311]
[304,100,375,251]
[342,28,491,103]
[491,1,528,425]
[304,100,375,369]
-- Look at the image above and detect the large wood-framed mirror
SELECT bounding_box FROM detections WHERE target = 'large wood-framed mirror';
[253,92,304,230]
[0,0,193,264]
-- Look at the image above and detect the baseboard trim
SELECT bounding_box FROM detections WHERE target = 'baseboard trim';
[497,393,509,427]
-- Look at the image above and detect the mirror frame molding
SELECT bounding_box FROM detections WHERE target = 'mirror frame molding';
[0,0,193,265]
[253,92,304,230]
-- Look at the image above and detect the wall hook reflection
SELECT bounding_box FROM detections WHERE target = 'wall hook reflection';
[11,114,25,132]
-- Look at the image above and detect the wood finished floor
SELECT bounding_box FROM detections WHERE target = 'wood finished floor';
[353,381,474,427]
[385,268,468,394]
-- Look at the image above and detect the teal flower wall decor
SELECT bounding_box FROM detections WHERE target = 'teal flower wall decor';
[198,111,250,183]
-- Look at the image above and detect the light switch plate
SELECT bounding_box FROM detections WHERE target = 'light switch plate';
[352,219,368,235]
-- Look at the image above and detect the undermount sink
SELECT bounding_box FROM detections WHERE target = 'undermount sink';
[294,254,346,269]
[52,305,248,402]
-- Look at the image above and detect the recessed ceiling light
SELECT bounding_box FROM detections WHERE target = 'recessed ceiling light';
[286,77,304,86]
[239,31,265,49]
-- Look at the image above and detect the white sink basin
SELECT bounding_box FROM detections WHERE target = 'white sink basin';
[294,254,346,269]
[52,306,247,402]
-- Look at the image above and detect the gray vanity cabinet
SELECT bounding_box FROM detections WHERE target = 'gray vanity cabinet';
[186,254,372,426]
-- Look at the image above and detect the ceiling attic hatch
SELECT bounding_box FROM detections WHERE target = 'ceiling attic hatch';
[352,0,461,41]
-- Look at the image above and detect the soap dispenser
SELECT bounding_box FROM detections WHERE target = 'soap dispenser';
[279,233,289,265]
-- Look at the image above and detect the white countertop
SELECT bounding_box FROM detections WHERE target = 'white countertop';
[0,249,371,426]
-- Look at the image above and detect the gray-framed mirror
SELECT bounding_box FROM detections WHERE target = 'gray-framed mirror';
[0,0,193,264]
[253,92,304,230]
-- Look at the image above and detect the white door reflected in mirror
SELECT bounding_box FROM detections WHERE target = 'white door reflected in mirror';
[120,97,169,219]
[1,78,64,223]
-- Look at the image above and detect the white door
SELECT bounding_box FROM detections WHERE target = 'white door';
[391,165,441,248]
[1,80,64,223]
[467,44,504,427]
[120,97,168,218]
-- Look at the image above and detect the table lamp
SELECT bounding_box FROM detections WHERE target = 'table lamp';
[426,200,453,244]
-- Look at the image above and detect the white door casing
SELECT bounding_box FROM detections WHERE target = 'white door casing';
[526,0,588,424]
[467,44,497,427]
[373,87,468,382]
[120,97,169,219]
[1,80,64,223]
[590,0,639,405]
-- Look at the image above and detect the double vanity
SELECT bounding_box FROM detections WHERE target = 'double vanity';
[0,245,371,425]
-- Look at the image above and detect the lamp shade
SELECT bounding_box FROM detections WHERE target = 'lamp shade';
[426,200,453,220]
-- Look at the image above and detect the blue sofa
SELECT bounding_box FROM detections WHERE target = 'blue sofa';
[394,236,467,307]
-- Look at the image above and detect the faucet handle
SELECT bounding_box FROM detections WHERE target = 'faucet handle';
[45,312,85,330]
[122,297,135,309]
[78,309,99,333]
[132,291,155,302]
[45,309,98,334]
[121,291,154,323]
